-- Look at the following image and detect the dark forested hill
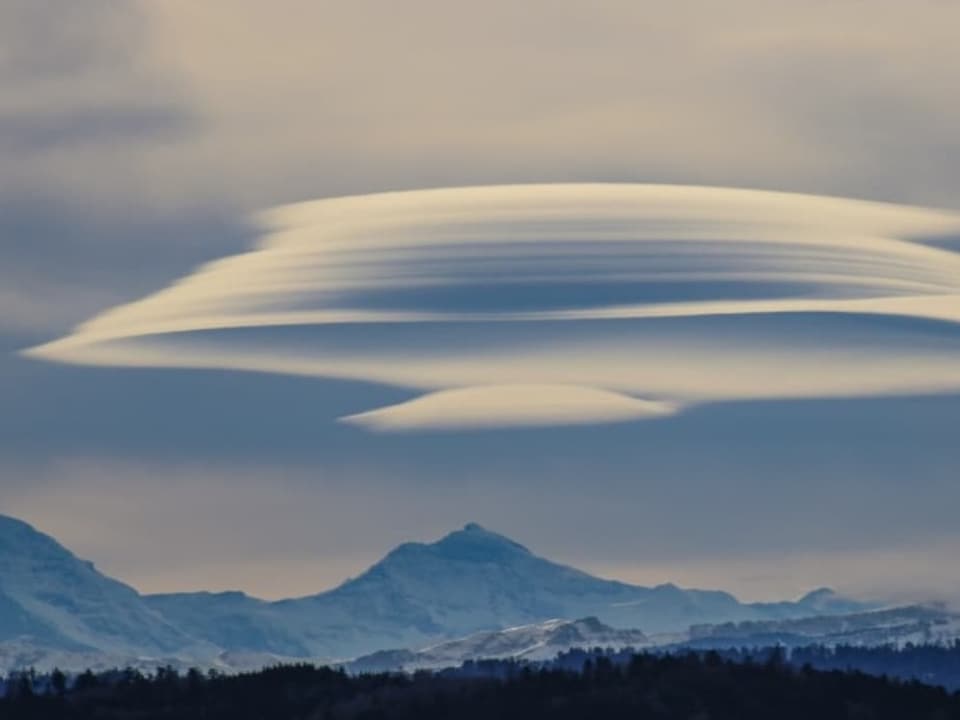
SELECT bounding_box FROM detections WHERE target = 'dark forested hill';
[3,651,960,720]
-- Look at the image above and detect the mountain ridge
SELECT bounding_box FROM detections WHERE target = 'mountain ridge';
[345,604,960,674]
[0,514,878,669]
[142,521,873,657]
[0,514,205,658]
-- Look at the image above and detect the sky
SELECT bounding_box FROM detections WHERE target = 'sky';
[2,0,960,604]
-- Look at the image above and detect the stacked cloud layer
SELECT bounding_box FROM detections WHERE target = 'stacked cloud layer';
[26,184,960,430]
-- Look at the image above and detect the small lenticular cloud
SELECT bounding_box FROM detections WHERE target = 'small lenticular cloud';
[341,385,679,432]
[25,184,960,431]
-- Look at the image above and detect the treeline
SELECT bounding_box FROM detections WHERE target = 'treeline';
[553,640,960,690]
[3,651,960,719]
[791,643,960,690]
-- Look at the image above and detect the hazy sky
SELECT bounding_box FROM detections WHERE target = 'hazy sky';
[2,0,960,603]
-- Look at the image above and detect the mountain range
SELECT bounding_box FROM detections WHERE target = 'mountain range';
[1,513,939,673]
[345,604,960,674]
[346,616,653,673]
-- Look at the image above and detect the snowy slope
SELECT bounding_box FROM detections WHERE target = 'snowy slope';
[283,524,876,650]
[348,616,651,673]
[680,604,960,649]
[147,523,874,659]
[346,606,960,674]
[144,591,312,657]
[0,515,205,658]
[272,523,743,656]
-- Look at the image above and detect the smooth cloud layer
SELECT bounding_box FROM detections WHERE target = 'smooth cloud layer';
[137,1,960,210]
[342,385,678,431]
[26,184,960,430]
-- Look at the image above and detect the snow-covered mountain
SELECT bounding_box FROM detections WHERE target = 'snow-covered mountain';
[145,523,874,659]
[144,591,311,657]
[346,606,960,674]
[347,616,651,673]
[681,604,960,649]
[0,515,204,659]
[0,514,887,671]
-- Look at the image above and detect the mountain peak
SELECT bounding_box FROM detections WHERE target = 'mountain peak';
[365,525,532,578]
[433,523,531,559]
[0,512,30,528]
[797,587,849,609]
[0,512,77,560]
[0,513,195,657]
[0,512,42,539]
[800,587,838,602]
[795,587,871,615]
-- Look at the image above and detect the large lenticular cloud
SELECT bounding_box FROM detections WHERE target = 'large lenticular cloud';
[25,184,960,430]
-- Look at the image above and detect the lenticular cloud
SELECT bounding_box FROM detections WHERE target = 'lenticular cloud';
[26,184,960,430]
